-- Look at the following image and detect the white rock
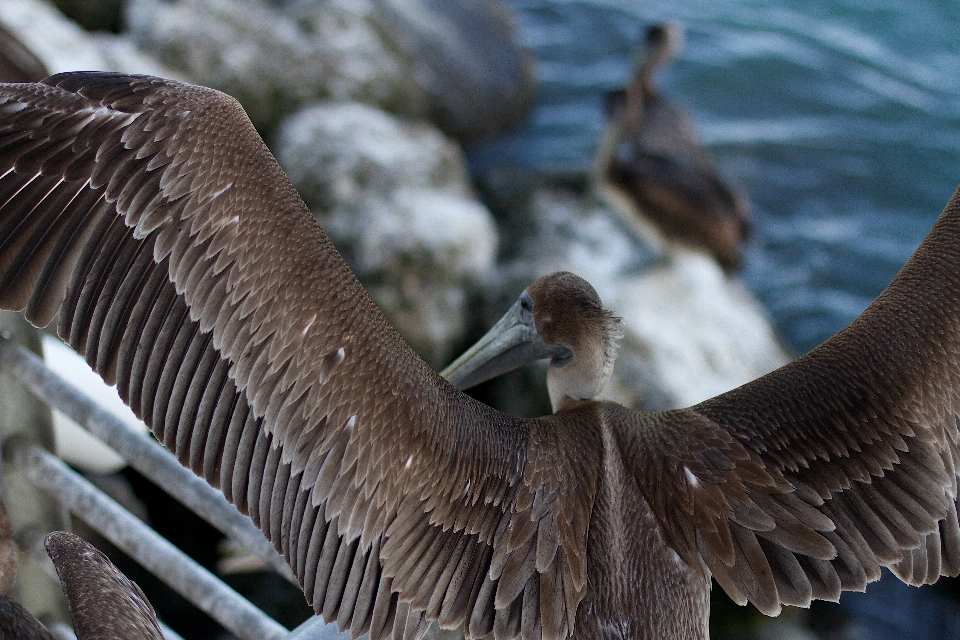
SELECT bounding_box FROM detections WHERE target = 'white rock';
[374,0,535,141]
[355,189,496,277]
[0,0,178,78]
[126,0,426,130]
[277,101,469,208]
[126,0,533,139]
[276,102,498,366]
[607,250,789,409]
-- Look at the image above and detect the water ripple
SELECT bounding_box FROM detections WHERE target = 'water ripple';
[472,0,960,353]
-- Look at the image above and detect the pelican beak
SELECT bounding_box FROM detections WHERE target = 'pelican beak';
[441,299,570,391]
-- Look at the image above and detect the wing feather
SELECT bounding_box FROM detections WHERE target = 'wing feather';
[0,73,597,640]
[615,186,960,614]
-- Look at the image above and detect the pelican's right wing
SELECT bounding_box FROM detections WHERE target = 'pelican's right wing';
[0,73,597,640]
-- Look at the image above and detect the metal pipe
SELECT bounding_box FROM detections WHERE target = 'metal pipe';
[47,622,77,640]
[9,441,289,640]
[158,622,185,640]
[0,339,297,585]
[287,615,351,640]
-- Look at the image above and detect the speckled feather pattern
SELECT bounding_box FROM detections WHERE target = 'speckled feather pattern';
[612,192,960,617]
[2,73,960,640]
[44,532,164,640]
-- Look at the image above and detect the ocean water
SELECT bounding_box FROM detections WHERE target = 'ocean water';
[470,0,960,355]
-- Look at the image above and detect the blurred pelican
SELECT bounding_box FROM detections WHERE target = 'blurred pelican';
[594,23,751,273]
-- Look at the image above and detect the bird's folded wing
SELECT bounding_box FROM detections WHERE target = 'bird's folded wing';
[617,185,960,615]
[45,531,165,640]
[610,152,745,219]
[0,73,594,640]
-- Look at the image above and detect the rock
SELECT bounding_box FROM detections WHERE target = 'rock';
[50,0,124,33]
[0,0,178,78]
[126,0,534,139]
[275,101,498,367]
[374,0,535,141]
[126,0,428,132]
[604,247,790,410]
[486,179,790,412]
[276,101,471,207]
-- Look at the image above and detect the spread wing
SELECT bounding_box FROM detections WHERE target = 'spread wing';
[616,186,960,614]
[0,73,596,640]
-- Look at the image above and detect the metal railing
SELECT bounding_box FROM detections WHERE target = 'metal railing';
[0,332,349,640]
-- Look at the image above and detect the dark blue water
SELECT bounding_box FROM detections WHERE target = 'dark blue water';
[470,0,960,355]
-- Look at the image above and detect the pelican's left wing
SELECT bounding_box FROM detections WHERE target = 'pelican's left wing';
[0,73,595,640]
[616,186,960,616]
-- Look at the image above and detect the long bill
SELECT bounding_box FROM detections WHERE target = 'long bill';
[440,300,568,391]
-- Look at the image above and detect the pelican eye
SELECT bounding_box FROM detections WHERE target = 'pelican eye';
[519,292,534,320]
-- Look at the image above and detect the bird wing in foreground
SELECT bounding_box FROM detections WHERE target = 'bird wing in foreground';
[615,186,960,615]
[0,73,598,640]
[44,531,165,640]
[0,596,57,640]
[0,532,164,640]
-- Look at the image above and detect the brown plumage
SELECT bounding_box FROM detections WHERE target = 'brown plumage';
[594,23,751,273]
[0,597,57,640]
[45,532,165,640]
[0,72,958,640]
[0,532,163,639]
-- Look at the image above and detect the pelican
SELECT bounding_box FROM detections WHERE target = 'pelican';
[593,23,751,273]
[0,521,162,640]
[0,597,56,640]
[0,72,959,640]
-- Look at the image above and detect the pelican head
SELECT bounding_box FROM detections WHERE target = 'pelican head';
[638,22,683,77]
[625,21,684,100]
[441,272,622,411]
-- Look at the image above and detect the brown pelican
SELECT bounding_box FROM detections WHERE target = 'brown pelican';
[0,72,959,640]
[594,23,751,273]
[0,531,163,639]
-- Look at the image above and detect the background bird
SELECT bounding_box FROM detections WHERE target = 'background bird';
[593,23,752,274]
